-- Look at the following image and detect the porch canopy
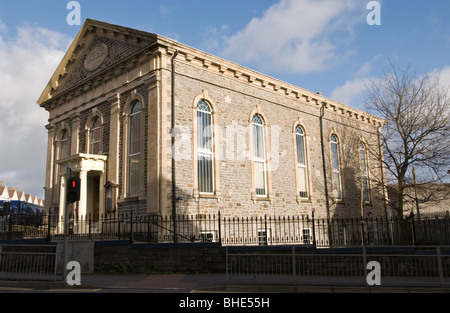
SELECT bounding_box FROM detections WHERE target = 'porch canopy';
[55,154,108,221]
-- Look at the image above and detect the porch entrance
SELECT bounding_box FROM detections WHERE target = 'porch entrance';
[56,154,107,230]
[87,173,100,222]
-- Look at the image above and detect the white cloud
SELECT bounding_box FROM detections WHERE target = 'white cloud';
[330,56,381,109]
[330,77,370,110]
[0,20,7,33]
[222,0,365,74]
[201,25,229,53]
[431,66,450,89]
[331,65,450,113]
[0,21,72,199]
[159,5,174,17]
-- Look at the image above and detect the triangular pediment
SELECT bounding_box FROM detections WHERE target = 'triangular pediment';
[38,19,158,106]
[59,34,142,93]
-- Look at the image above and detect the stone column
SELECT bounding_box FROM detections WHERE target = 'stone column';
[107,94,120,187]
[58,173,66,233]
[78,170,88,218]
[145,74,160,214]
[99,170,106,217]
[70,112,80,155]
[159,52,172,216]
[45,123,56,212]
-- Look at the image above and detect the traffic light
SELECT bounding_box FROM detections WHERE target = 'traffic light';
[67,176,80,203]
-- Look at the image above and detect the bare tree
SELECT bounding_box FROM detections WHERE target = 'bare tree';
[365,61,450,220]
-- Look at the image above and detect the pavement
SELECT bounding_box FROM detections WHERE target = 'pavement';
[81,273,229,292]
[1,273,450,293]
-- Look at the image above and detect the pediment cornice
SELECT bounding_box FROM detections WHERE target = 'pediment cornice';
[37,19,158,108]
[39,19,386,128]
[156,38,387,128]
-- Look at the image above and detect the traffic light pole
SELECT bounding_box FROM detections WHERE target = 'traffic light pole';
[63,162,71,281]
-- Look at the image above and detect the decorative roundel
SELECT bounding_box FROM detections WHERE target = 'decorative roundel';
[83,44,109,71]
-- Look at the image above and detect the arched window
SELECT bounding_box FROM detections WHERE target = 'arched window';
[360,142,370,203]
[252,114,267,197]
[331,134,342,200]
[90,117,101,154]
[197,100,214,194]
[60,129,69,159]
[128,101,141,196]
[295,125,309,199]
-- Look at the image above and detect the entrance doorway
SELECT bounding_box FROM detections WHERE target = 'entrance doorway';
[87,173,100,222]
[56,154,107,234]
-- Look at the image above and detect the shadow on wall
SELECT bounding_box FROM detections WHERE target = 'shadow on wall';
[329,128,372,220]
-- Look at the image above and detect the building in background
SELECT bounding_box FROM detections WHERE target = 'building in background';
[0,181,44,214]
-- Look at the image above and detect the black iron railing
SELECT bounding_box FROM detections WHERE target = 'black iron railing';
[1,210,450,247]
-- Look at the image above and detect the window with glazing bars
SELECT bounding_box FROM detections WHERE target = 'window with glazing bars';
[197,100,214,194]
[302,228,312,244]
[359,142,370,203]
[60,129,69,159]
[90,117,101,154]
[128,101,141,196]
[296,126,309,199]
[331,134,342,200]
[252,114,267,197]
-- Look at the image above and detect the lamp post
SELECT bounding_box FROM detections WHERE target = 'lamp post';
[413,167,420,220]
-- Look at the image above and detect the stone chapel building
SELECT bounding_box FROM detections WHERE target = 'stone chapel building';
[38,19,389,223]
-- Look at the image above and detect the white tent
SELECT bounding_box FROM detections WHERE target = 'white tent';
[7,188,18,201]
[0,185,9,201]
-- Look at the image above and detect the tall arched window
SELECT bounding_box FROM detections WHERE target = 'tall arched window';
[360,142,370,203]
[197,100,214,194]
[331,134,342,200]
[90,117,101,154]
[295,125,309,199]
[128,101,141,196]
[60,129,69,159]
[252,114,267,197]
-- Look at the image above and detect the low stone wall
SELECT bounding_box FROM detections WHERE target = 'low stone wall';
[94,241,226,274]
[5,240,447,279]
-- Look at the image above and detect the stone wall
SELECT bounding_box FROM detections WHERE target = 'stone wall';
[94,241,226,274]
[162,56,386,220]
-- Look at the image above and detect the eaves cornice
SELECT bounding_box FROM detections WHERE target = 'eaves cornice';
[157,36,387,128]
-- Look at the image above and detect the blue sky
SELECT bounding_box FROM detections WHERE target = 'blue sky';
[0,0,449,199]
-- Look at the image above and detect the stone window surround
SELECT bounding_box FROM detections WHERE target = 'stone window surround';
[192,90,221,202]
[330,131,344,203]
[248,105,272,204]
[55,122,71,161]
[359,139,372,205]
[120,90,146,201]
[292,119,312,204]
[85,108,104,155]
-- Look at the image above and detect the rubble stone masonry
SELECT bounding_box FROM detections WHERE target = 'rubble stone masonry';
[38,20,387,223]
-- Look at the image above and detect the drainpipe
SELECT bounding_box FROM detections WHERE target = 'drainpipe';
[320,103,331,221]
[319,102,332,244]
[171,50,179,243]
[377,125,391,242]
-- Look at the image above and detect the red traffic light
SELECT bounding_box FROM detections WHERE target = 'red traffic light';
[67,177,80,203]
